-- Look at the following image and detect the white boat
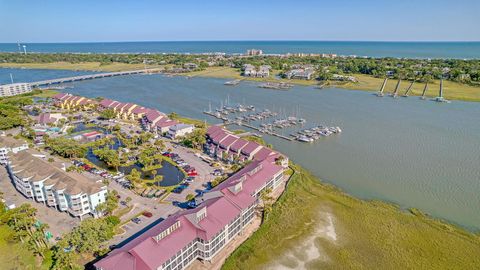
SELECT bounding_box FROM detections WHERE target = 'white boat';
[297,135,314,142]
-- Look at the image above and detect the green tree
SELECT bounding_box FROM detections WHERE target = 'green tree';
[93,148,121,170]
[46,137,87,158]
[95,191,119,215]
[185,194,195,201]
[126,168,142,189]
[99,108,116,120]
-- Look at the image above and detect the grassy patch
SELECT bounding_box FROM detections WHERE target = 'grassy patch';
[222,165,480,270]
[335,74,480,102]
[0,225,52,270]
[186,67,480,102]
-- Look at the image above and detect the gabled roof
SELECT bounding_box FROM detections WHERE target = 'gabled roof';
[52,93,70,100]
[253,147,274,161]
[99,99,116,108]
[240,141,261,156]
[155,118,177,128]
[145,110,165,123]
[219,134,239,149]
[229,138,249,153]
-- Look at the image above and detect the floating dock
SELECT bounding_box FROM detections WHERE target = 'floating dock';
[224,79,241,86]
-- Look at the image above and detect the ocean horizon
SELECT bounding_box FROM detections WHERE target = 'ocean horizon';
[1,41,480,59]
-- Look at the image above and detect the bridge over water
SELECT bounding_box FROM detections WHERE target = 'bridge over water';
[29,68,160,87]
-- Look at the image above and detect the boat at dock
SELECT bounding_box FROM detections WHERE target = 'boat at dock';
[297,135,314,142]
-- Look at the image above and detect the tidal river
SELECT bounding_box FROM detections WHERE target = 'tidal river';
[2,68,480,231]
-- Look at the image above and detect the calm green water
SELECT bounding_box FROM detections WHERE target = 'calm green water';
[2,68,479,230]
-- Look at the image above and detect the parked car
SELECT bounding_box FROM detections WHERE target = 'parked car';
[131,217,141,224]
[172,187,184,194]
[142,211,153,218]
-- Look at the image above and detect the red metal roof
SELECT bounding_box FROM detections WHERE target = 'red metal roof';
[95,156,284,270]
[229,138,249,153]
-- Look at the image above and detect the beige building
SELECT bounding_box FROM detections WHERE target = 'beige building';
[6,151,108,219]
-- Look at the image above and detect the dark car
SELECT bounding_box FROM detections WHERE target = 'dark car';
[131,217,141,224]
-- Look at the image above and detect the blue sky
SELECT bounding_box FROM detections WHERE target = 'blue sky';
[1,0,479,42]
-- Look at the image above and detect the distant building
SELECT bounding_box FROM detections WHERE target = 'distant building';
[5,151,108,219]
[242,64,270,78]
[284,67,315,80]
[246,49,263,56]
[331,74,358,82]
[0,83,32,97]
[183,63,198,70]
[167,124,194,139]
[257,65,271,77]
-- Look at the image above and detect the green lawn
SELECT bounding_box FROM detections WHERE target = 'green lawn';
[0,225,52,270]
[223,165,480,270]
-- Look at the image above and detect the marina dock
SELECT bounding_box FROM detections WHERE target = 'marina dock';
[203,100,341,143]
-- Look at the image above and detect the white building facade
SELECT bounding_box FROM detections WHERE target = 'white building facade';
[0,83,33,97]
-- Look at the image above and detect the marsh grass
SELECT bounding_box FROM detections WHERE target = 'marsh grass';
[222,165,480,270]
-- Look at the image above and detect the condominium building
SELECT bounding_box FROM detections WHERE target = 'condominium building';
[205,125,289,167]
[5,151,107,219]
[95,155,286,270]
[167,124,194,139]
[52,93,96,111]
[0,83,32,97]
[0,136,29,165]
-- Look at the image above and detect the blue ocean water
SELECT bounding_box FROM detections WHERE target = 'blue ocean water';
[0,41,479,59]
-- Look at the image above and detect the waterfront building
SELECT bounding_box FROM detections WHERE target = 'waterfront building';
[5,151,107,219]
[142,109,167,131]
[53,93,96,110]
[242,64,270,78]
[257,65,271,77]
[331,74,358,82]
[242,64,257,77]
[95,154,286,270]
[205,126,288,167]
[0,83,32,97]
[284,67,315,80]
[167,124,195,139]
[155,118,179,134]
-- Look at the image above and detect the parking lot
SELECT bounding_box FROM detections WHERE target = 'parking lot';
[162,142,216,204]
[108,142,218,245]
